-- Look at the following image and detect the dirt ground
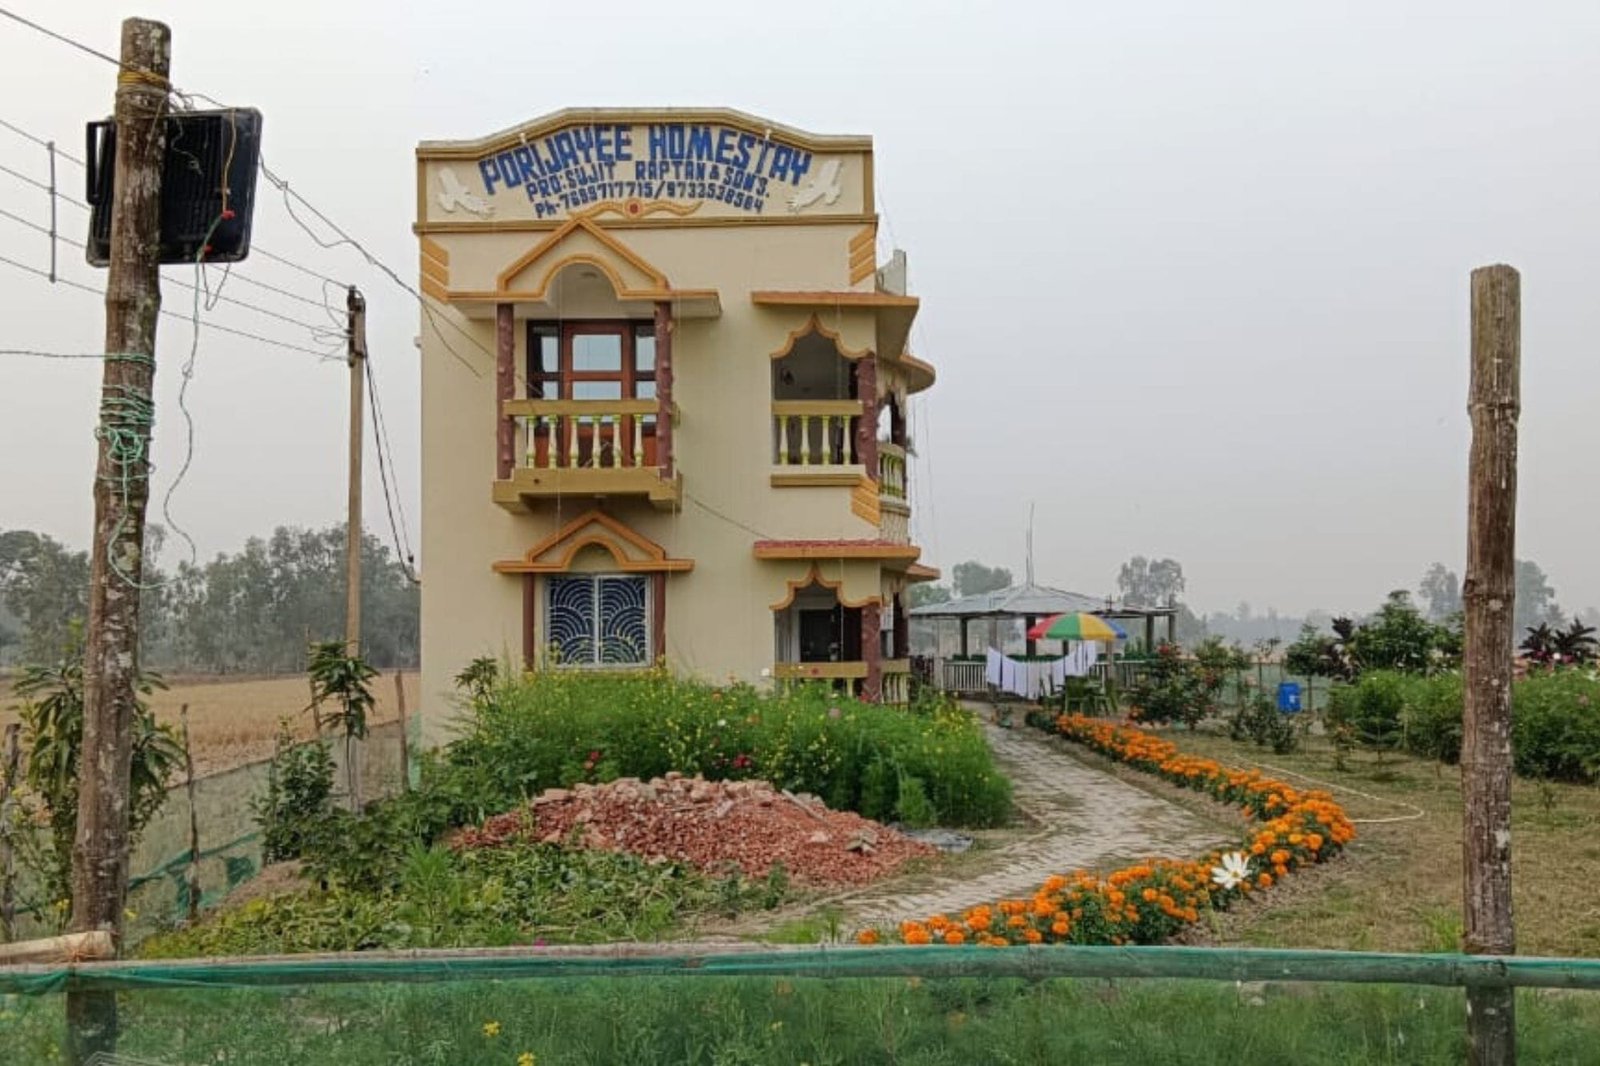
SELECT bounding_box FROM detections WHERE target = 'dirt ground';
[0,671,419,777]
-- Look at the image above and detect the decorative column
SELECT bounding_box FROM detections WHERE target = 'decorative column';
[854,355,878,474]
[495,303,515,480]
[654,301,674,477]
[861,600,883,703]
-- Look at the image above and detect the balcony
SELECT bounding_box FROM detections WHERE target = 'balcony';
[492,398,681,512]
[769,400,864,485]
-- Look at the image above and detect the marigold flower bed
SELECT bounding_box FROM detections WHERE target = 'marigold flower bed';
[859,715,1355,948]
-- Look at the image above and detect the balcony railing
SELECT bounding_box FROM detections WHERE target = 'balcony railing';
[771,400,862,467]
[494,398,679,510]
[509,398,660,470]
[878,442,906,500]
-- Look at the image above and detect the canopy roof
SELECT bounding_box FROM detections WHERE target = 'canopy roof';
[909,581,1178,621]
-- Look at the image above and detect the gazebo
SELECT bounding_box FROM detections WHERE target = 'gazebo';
[910,581,1178,695]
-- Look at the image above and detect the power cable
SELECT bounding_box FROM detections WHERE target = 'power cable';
[0,6,126,69]
[0,205,343,340]
[0,250,342,359]
[364,353,418,583]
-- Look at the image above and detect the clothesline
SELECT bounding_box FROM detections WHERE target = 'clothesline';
[984,644,1099,700]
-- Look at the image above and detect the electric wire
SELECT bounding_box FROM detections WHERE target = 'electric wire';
[0,205,344,340]
[364,353,419,583]
[0,250,342,358]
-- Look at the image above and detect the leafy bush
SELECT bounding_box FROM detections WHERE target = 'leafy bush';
[1326,672,1405,754]
[446,669,1011,828]
[1327,669,1600,783]
[1126,643,1226,729]
[142,842,782,958]
[1228,694,1301,754]
[1511,670,1600,783]
[254,728,337,864]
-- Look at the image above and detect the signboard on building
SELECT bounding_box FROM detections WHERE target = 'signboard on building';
[419,111,870,226]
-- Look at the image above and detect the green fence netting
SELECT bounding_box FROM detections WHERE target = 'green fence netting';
[4,720,410,941]
[4,946,1600,1065]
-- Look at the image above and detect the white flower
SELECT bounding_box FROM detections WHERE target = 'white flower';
[1211,851,1251,890]
[717,719,727,728]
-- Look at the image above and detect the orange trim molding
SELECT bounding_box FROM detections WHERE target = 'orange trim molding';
[493,509,693,574]
[753,540,920,562]
[752,291,919,310]
[768,312,872,362]
[767,563,883,611]
[905,563,941,584]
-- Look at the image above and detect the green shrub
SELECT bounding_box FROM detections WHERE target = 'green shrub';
[1228,693,1301,754]
[1326,672,1406,753]
[142,842,780,958]
[1512,670,1600,783]
[1327,669,1600,784]
[446,669,1011,828]
[254,729,338,864]
[1126,643,1227,729]
[1400,673,1464,764]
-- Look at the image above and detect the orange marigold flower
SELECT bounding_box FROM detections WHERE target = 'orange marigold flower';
[1051,920,1070,936]
[1023,928,1043,944]
[1257,872,1273,888]
[1141,889,1159,903]
[943,929,966,945]
[857,929,880,945]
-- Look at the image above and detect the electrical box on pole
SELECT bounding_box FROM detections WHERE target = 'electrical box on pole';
[84,107,263,266]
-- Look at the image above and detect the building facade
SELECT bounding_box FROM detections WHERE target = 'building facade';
[415,108,934,739]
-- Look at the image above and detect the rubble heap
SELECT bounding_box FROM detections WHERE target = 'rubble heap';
[450,773,936,887]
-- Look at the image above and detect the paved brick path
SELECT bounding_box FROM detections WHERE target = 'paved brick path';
[838,718,1231,925]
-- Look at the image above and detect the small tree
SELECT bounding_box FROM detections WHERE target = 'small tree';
[306,641,377,808]
[11,631,181,909]
[1126,642,1226,730]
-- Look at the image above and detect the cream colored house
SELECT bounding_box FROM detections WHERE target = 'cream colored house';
[415,108,935,738]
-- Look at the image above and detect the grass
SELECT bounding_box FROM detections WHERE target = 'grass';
[5,976,1600,1064]
[1114,724,1600,959]
[0,671,417,777]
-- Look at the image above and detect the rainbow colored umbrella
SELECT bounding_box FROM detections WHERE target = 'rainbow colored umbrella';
[1026,612,1126,642]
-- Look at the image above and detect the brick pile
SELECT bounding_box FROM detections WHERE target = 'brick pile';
[449,773,935,887]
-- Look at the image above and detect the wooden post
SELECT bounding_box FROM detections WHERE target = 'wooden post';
[179,705,200,924]
[70,20,169,1062]
[394,672,410,793]
[345,286,366,812]
[495,303,514,480]
[0,722,21,940]
[1462,264,1520,1066]
[654,301,674,477]
[345,285,367,654]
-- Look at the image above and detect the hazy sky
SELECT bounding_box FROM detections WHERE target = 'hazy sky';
[2,1,1596,618]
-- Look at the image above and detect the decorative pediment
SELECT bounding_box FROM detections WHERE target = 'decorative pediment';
[492,509,693,574]
[497,216,673,300]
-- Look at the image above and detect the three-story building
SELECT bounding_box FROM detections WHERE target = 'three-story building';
[415,108,935,734]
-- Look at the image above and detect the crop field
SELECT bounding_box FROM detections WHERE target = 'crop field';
[0,671,420,777]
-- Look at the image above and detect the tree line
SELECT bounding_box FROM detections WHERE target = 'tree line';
[0,524,419,673]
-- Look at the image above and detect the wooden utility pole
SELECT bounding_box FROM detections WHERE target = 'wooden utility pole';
[0,723,21,941]
[344,286,367,810]
[345,285,366,652]
[1462,264,1520,1066]
[69,17,170,1062]
[180,706,201,924]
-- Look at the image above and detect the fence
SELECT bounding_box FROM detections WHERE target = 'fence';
[2,718,414,944]
[2,944,1599,1064]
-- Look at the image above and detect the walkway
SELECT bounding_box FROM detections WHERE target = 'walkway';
[837,716,1232,924]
